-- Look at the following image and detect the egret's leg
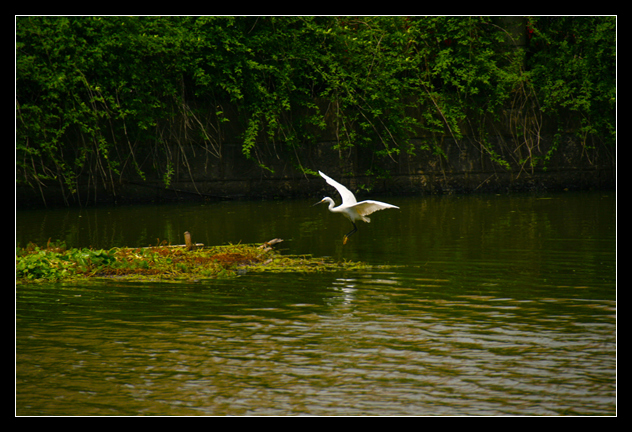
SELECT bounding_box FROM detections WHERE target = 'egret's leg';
[343,222,358,245]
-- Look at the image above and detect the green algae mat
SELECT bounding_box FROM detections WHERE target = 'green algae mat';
[16,239,367,284]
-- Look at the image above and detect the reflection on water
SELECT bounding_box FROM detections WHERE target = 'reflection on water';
[16,192,616,415]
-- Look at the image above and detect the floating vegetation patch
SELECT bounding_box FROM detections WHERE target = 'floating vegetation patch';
[16,239,368,284]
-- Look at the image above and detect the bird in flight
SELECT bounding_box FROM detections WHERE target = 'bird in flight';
[313,171,399,244]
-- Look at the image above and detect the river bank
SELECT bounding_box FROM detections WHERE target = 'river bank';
[16,134,615,209]
[17,17,615,209]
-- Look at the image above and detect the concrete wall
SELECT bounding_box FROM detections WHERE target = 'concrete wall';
[17,131,613,208]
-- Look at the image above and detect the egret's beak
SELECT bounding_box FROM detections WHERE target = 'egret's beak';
[312,199,325,207]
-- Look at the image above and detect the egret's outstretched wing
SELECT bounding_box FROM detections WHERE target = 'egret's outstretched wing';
[318,171,357,205]
[353,200,399,218]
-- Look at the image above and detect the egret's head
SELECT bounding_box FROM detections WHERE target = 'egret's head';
[312,197,334,207]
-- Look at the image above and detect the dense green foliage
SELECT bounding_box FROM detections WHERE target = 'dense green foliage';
[16,16,615,203]
[16,241,118,281]
[526,17,616,158]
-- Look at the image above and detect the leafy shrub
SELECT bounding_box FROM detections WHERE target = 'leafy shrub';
[16,16,615,204]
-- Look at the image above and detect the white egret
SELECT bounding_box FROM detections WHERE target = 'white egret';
[313,171,399,244]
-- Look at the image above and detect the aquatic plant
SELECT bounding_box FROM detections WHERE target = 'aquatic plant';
[16,241,367,284]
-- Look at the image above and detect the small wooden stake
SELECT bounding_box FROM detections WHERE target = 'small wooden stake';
[184,231,195,251]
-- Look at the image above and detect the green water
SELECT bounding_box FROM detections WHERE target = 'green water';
[16,192,616,415]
